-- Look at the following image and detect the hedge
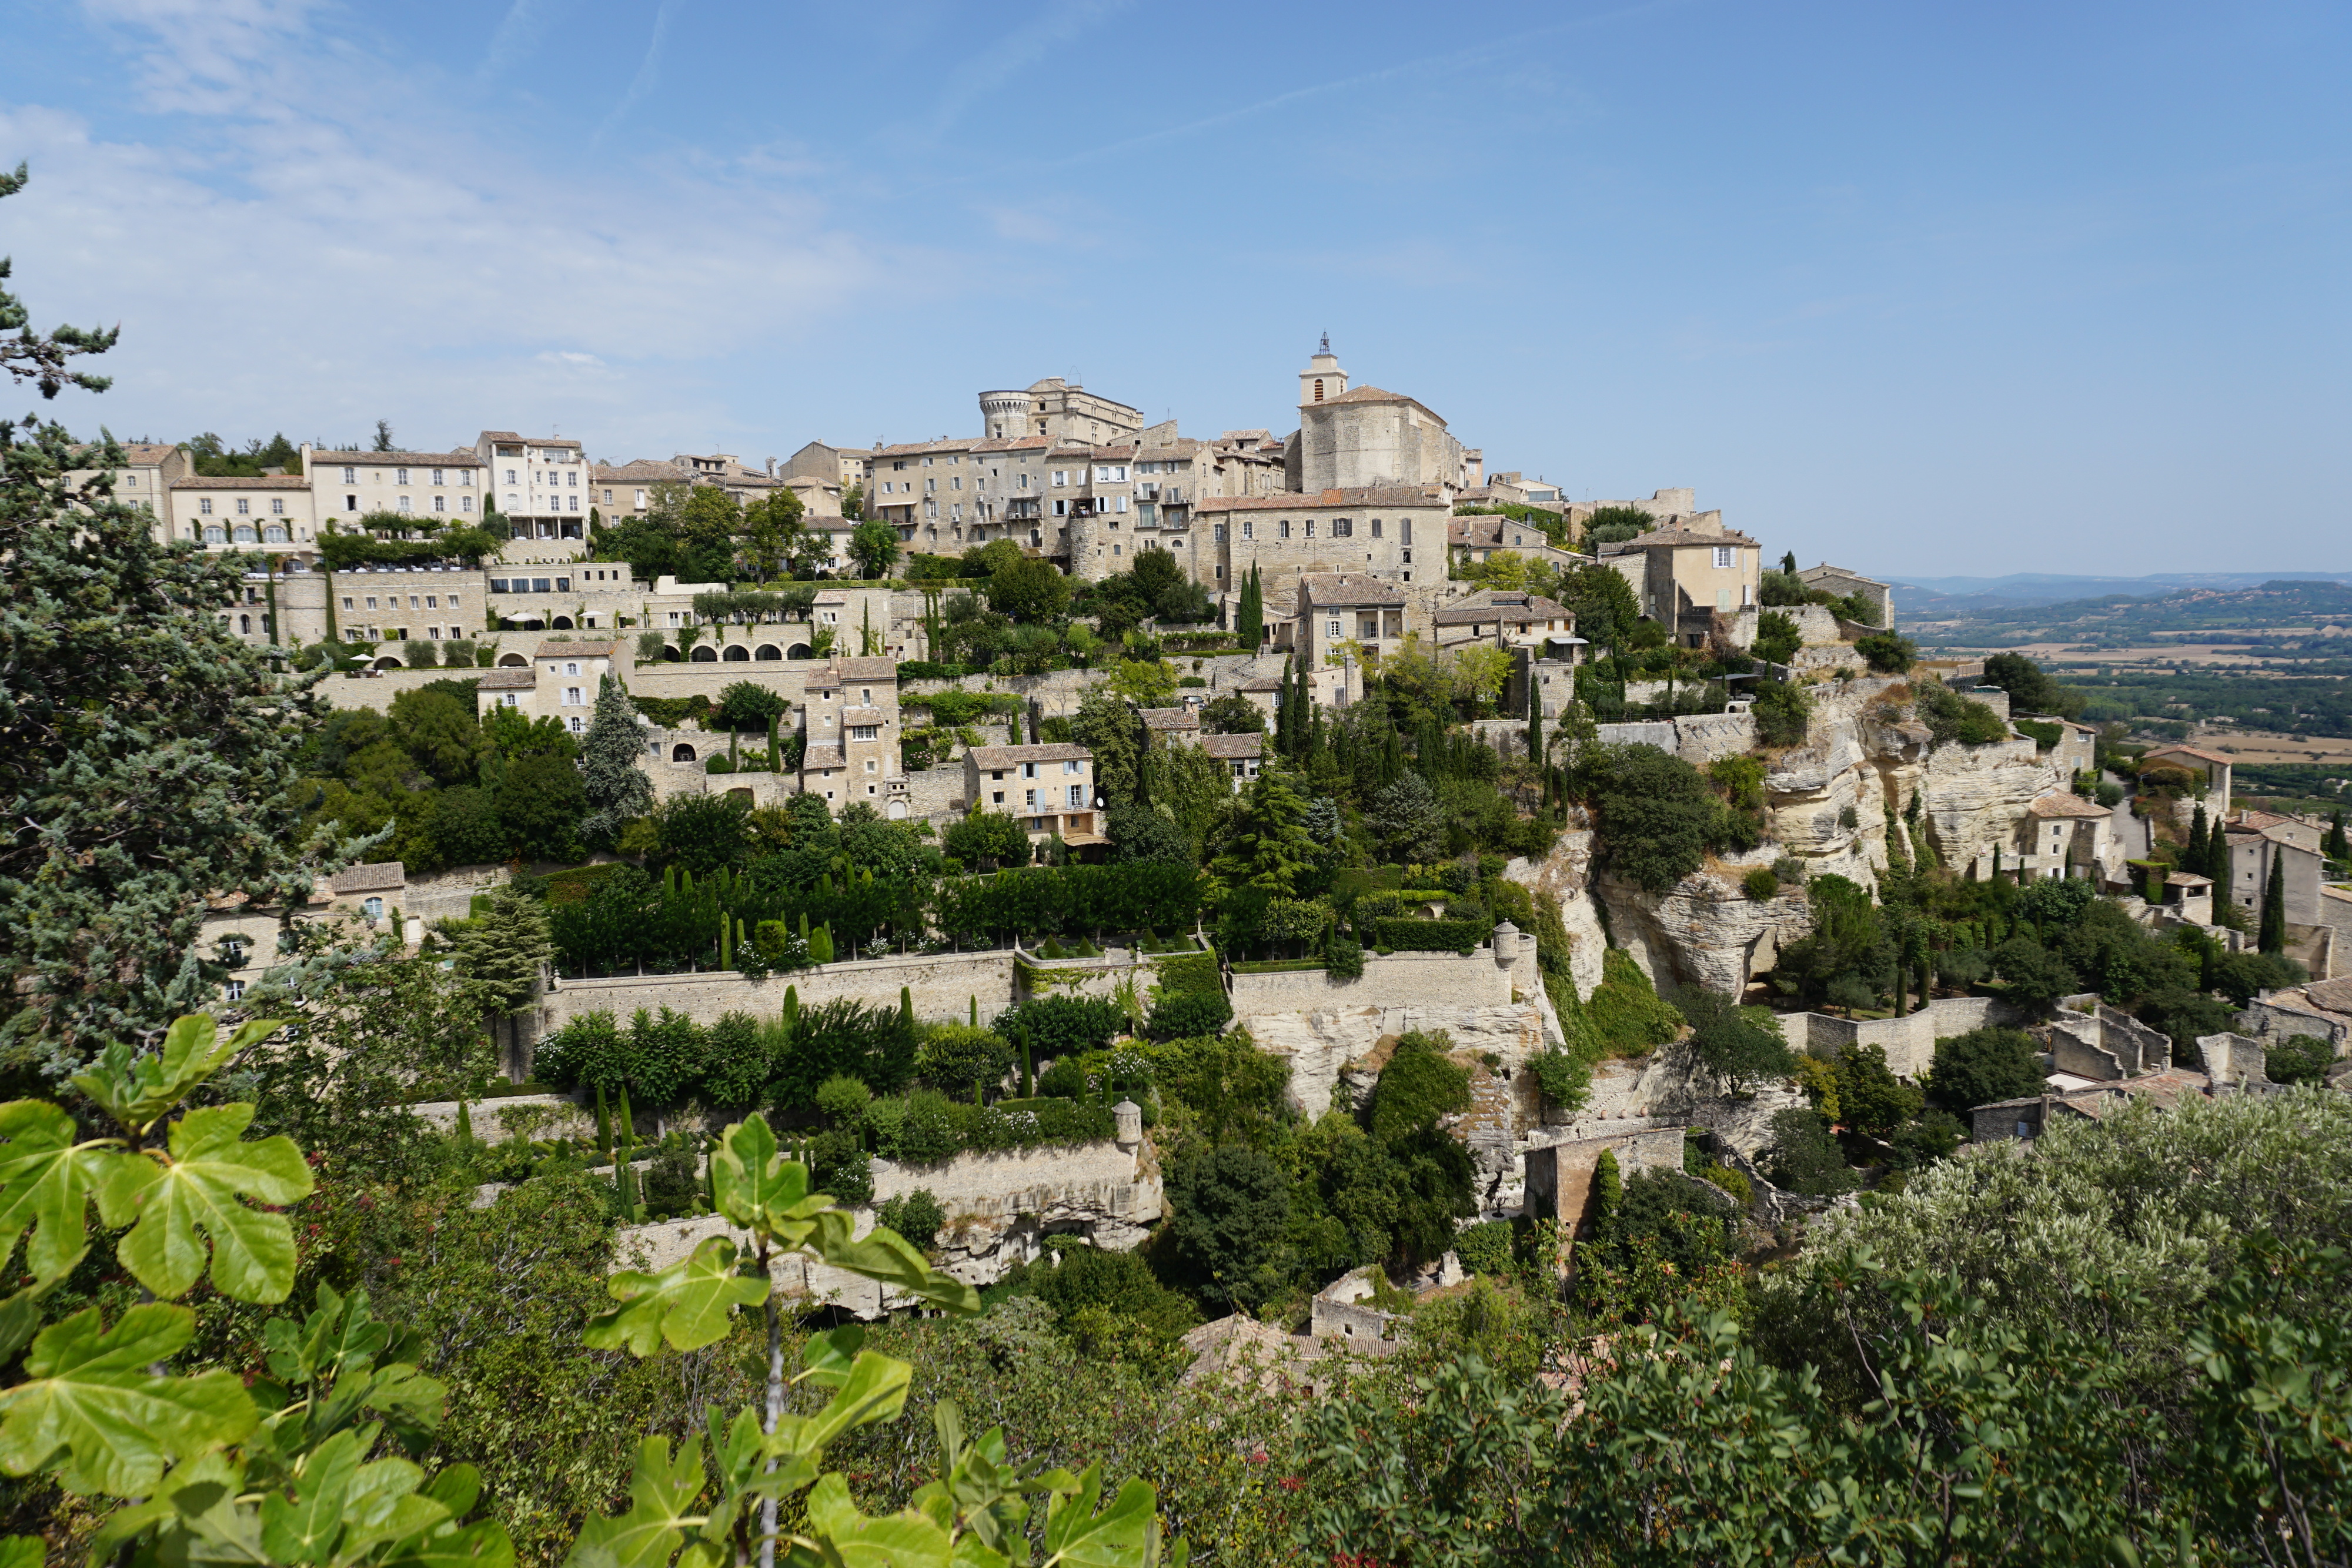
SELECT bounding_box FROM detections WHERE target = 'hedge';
[896,661,971,681]
[880,1089,1116,1164]
[1373,917,1492,952]
[935,862,1204,940]
[1152,952,1223,997]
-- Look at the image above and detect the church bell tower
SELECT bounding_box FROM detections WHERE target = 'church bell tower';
[1298,333,1347,409]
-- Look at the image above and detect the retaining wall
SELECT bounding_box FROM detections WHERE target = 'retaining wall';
[1592,711,1759,766]
[538,948,1021,1041]
[1782,995,2024,1079]
[1228,948,1515,1017]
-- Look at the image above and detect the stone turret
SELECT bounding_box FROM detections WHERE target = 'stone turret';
[1491,919,1522,967]
[1113,1099,1143,1150]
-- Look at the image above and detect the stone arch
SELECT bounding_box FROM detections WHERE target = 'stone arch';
[552,615,574,630]
[755,644,782,660]
[373,656,404,671]
[887,800,908,820]
[723,644,750,661]
[690,645,718,662]
[671,743,697,763]
[786,643,814,660]
[497,652,529,667]
[726,787,754,803]
[662,646,682,662]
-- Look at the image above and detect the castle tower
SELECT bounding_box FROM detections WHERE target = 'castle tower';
[1298,334,1347,409]
[978,388,1031,439]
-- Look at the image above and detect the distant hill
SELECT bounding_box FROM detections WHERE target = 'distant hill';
[1882,570,2352,610]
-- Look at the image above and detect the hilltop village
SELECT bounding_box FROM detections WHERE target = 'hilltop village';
[75,343,2352,1339]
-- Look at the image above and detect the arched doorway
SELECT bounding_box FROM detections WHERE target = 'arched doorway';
[373,656,403,671]
[755,644,781,660]
[671,744,697,763]
[497,653,529,667]
[887,800,908,820]
[552,616,574,630]
[723,644,750,661]
[787,643,814,659]
[690,646,718,662]
[662,646,682,662]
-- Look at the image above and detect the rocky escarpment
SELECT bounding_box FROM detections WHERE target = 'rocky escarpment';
[1587,676,2066,994]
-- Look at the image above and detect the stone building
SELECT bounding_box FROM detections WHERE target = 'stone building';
[1617,524,1765,645]
[1194,487,1449,596]
[1798,563,1896,627]
[1278,573,1409,687]
[977,377,1141,444]
[475,431,592,555]
[68,441,191,544]
[799,657,907,813]
[1433,589,1577,656]
[168,474,316,560]
[961,742,1102,847]
[1284,340,1476,494]
[302,446,492,556]
[2014,790,2116,881]
[2221,810,2326,928]
[1201,731,1264,791]
[2142,743,2233,809]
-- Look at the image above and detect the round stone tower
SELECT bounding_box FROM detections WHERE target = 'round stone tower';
[978,388,1030,439]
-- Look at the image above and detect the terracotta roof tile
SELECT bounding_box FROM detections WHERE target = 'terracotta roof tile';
[171,474,311,489]
[1200,733,1262,758]
[330,862,406,894]
[968,742,1092,769]
[2029,792,2111,820]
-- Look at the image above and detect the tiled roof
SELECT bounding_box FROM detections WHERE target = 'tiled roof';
[2296,978,2352,1015]
[330,862,405,893]
[1798,563,1889,589]
[1200,733,1262,759]
[967,743,1091,769]
[1237,676,1284,692]
[596,459,690,483]
[1621,527,1762,550]
[1434,592,1565,625]
[478,431,580,449]
[534,639,622,658]
[478,668,535,690]
[827,657,899,681]
[310,449,486,466]
[2146,743,2234,766]
[1140,707,1200,731]
[1195,487,1445,513]
[74,442,181,465]
[2164,872,2214,887]
[170,474,311,489]
[2029,792,2111,820]
[1315,385,1448,425]
[802,745,844,770]
[1299,573,1405,607]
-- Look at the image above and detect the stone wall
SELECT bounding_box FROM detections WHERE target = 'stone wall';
[1240,1002,1548,1120]
[1228,948,1514,1017]
[1522,1125,1687,1230]
[2190,1032,2271,1086]
[1592,712,1758,766]
[1782,995,2027,1079]
[2236,992,2352,1055]
[602,1132,1160,1308]
[536,949,1022,1051]
[2047,1003,2171,1079]
[904,763,967,825]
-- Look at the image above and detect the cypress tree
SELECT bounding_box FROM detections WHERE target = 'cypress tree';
[2186,804,2209,875]
[719,912,733,970]
[594,1082,612,1162]
[455,1098,473,1145]
[768,713,781,773]
[1020,1028,1033,1098]
[2259,846,2287,955]
[1526,677,1544,769]
[2329,810,2349,862]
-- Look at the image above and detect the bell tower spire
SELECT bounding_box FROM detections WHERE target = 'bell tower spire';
[1298,336,1347,409]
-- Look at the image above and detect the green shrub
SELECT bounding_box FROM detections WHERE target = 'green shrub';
[1152,951,1224,996]
[1763,1106,1856,1195]
[876,1188,946,1251]
[2266,1034,2334,1087]
[1698,1162,1753,1204]
[1324,928,1365,979]
[1454,1219,1515,1277]
[807,1129,872,1206]
[2013,718,2062,751]
[1147,989,1232,1041]
[1588,948,1685,1055]
[1752,680,1812,747]
[706,754,736,774]
[1372,917,1492,952]
[1916,681,2009,745]
[1743,867,1779,901]
[1853,631,1916,673]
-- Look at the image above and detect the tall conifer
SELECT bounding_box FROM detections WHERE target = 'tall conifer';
[2259,846,2287,955]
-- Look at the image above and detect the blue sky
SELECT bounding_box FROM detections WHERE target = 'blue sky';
[4,0,2346,576]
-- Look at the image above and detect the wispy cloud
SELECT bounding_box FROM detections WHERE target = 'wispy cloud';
[482,0,567,78]
[1045,0,1685,168]
[914,0,1134,142]
[595,0,686,147]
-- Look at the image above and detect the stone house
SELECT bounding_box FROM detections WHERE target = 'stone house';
[1969,1069,2213,1144]
[1201,731,1264,791]
[1271,573,1410,687]
[2221,812,2324,928]
[1433,589,1579,658]
[961,742,1102,847]
[977,377,1142,445]
[168,474,316,561]
[2014,790,2114,881]
[2142,742,2233,807]
[1796,563,1896,627]
[1195,486,1448,594]
[302,446,492,557]
[495,637,624,734]
[1138,706,1202,747]
[1619,524,1765,646]
[799,657,906,813]
[1446,513,1582,573]
[781,440,874,490]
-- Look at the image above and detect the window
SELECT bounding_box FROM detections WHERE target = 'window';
[850,725,878,741]
[564,661,580,676]
[1278,520,1291,539]
[1067,784,1084,806]
[346,494,359,511]
[554,576,569,591]
[1019,473,1030,489]
[1024,788,1037,808]
[950,476,961,490]
[1333,518,1352,537]
[569,716,584,733]
[396,468,409,484]
[602,489,613,503]
[1241,520,1254,540]
[1213,524,1227,542]
[362,897,385,921]
[238,614,250,634]
[1051,471,1067,487]
[1064,759,1081,774]
[634,489,647,507]
[459,470,472,485]
[426,595,439,609]
[225,980,246,1002]
[433,495,446,513]
[1713,546,1733,569]
[1401,519,1412,545]
[1312,378,1324,402]
[564,687,583,704]
[505,469,517,484]
[1370,518,1382,537]
[342,466,357,483]
[397,496,411,513]
[1304,520,1316,538]
[365,597,379,610]
[341,597,355,610]
[567,470,577,486]
[1328,619,1341,636]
